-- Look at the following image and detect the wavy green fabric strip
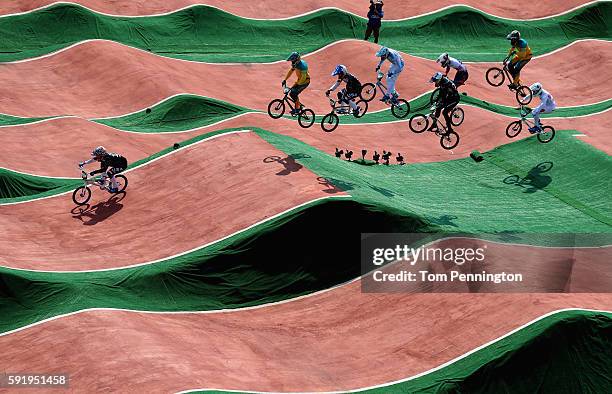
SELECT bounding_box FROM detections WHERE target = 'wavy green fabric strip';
[0,2,609,63]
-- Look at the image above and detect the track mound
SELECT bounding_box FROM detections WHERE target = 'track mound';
[0,0,597,19]
[0,39,609,118]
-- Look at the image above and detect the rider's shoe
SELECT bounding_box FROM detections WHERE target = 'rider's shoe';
[290,109,300,116]
[507,83,518,90]
[353,107,361,117]
[380,94,390,103]
[528,126,541,134]
[108,187,118,193]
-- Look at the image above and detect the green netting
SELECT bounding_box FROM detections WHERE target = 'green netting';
[0,94,608,134]
[90,93,608,132]
[93,95,249,132]
[189,310,612,394]
[1,127,610,336]
[257,128,612,232]
[0,113,53,127]
[0,168,79,202]
[0,3,609,63]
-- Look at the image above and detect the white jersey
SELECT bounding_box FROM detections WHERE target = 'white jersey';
[539,89,556,108]
[447,57,466,72]
[386,48,404,70]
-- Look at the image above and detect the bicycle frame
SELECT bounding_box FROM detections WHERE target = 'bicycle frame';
[326,96,353,116]
[374,71,388,95]
[78,167,109,190]
[280,87,298,112]
[423,105,450,136]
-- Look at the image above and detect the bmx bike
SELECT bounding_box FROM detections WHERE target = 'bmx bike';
[267,86,316,128]
[320,92,369,132]
[359,71,410,118]
[72,166,128,205]
[408,104,463,150]
[505,106,555,143]
[485,56,533,105]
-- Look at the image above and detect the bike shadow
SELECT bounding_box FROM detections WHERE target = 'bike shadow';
[503,161,553,193]
[263,154,311,176]
[71,192,126,225]
[317,176,355,193]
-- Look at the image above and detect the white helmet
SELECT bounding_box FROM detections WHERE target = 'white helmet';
[530,82,543,97]
[92,146,106,157]
[437,53,449,66]
[375,46,389,58]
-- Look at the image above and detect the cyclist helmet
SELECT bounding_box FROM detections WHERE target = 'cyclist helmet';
[530,82,543,97]
[332,64,348,77]
[437,53,449,67]
[92,146,106,157]
[506,30,520,44]
[429,72,444,83]
[286,51,300,65]
[375,46,390,58]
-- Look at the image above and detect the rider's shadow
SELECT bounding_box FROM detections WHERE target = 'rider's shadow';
[504,162,553,193]
[317,177,355,193]
[71,192,126,225]
[267,154,311,176]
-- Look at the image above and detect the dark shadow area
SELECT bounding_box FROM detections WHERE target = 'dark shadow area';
[317,176,355,193]
[503,161,553,193]
[263,154,311,176]
[71,192,126,225]
[448,313,612,394]
[428,214,459,228]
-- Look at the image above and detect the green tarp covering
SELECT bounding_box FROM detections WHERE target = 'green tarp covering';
[94,95,249,132]
[0,2,609,62]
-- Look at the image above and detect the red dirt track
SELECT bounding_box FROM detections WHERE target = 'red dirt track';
[0,40,608,117]
[1,3,610,392]
[1,106,609,178]
[0,0,594,19]
[0,278,610,392]
[0,131,346,271]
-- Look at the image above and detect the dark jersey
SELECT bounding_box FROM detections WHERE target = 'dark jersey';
[91,153,128,175]
[437,77,459,103]
[340,73,362,94]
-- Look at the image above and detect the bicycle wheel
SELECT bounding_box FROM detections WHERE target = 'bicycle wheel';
[429,88,441,104]
[114,175,128,192]
[321,113,339,132]
[485,67,505,87]
[409,114,429,133]
[516,85,533,105]
[267,99,285,119]
[355,100,369,118]
[72,186,91,205]
[298,108,316,128]
[535,161,553,173]
[503,175,520,185]
[360,83,376,102]
[537,126,555,143]
[505,120,522,138]
[451,107,464,126]
[391,99,410,119]
[440,131,460,150]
